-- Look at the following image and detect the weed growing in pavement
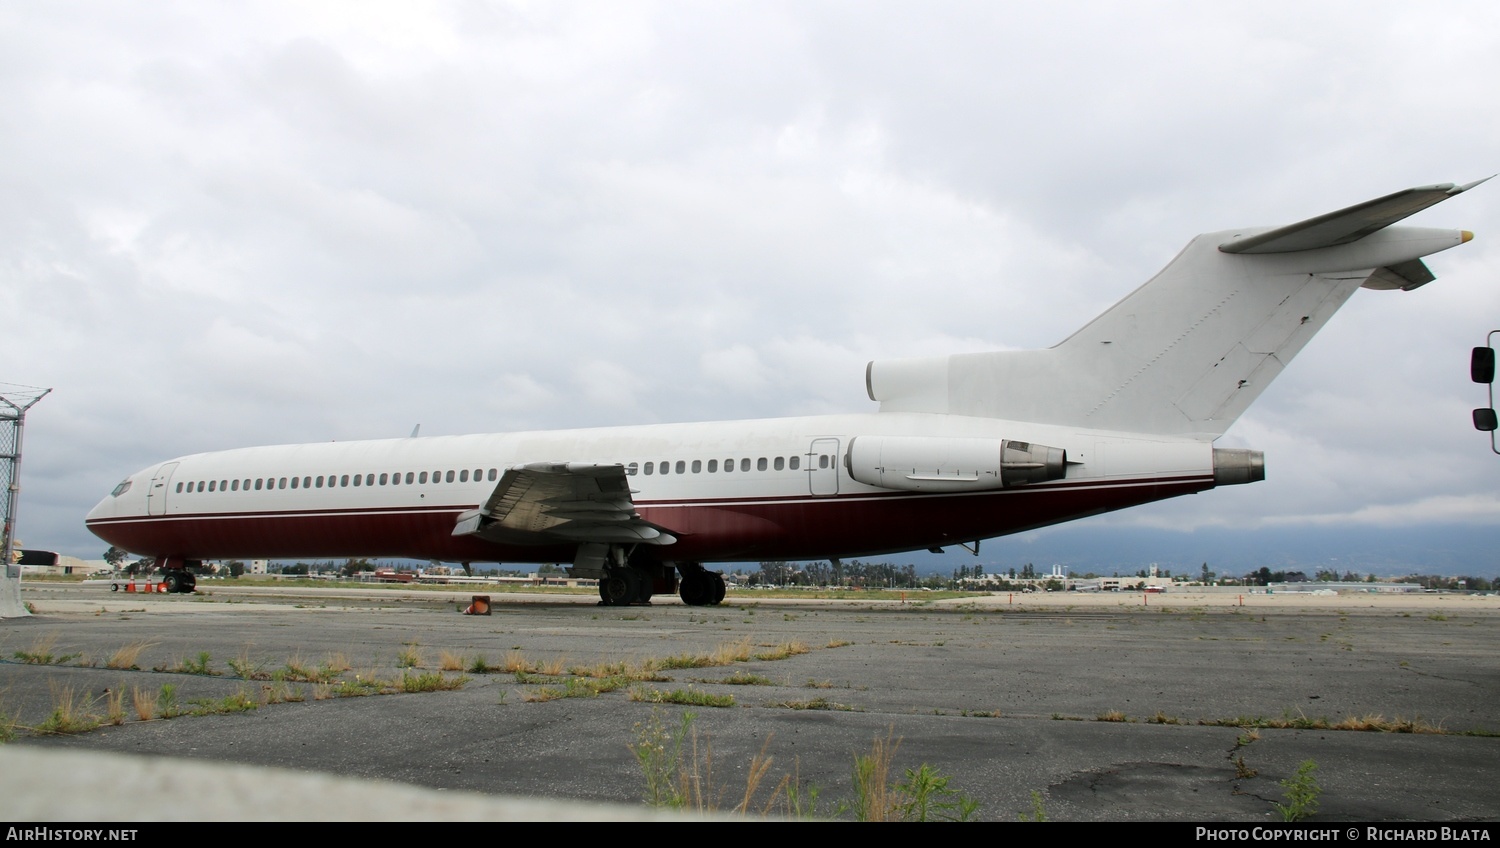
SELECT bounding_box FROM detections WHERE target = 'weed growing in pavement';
[35,684,102,735]
[628,686,735,708]
[107,640,155,670]
[1275,759,1321,822]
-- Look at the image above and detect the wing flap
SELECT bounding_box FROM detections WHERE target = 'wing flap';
[452,462,677,546]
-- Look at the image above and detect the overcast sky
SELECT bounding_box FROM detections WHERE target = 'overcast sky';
[5,1,1498,570]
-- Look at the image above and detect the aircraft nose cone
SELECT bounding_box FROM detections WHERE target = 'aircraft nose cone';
[85,495,112,524]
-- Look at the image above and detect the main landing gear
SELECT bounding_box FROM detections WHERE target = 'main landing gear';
[596,546,670,607]
[155,556,199,594]
[590,548,725,607]
[676,562,725,607]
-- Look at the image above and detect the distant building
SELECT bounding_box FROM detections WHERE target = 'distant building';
[21,555,108,577]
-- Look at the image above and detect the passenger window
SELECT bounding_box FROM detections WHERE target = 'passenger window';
[445,470,454,483]
[379,473,388,485]
[419,472,428,484]
[340,475,349,487]
[724,459,733,473]
[389,472,399,486]
[406,472,415,484]
[774,457,784,471]
[819,455,829,469]
[197,481,205,492]
[660,460,670,475]
[626,462,638,476]
[231,480,239,491]
[757,458,767,471]
[365,474,374,486]
[740,458,751,472]
[353,475,362,487]
[316,476,323,488]
[644,462,654,475]
[209,481,217,492]
[473,468,482,480]
[691,460,701,473]
[290,478,298,489]
[675,460,685,474]
[278,477,287,489]
[707,459,718,472]
[488,468,497,481]
[459,470,469,483]
[303,477,311,489]
[254,479,262,491]
[789,456,799,470]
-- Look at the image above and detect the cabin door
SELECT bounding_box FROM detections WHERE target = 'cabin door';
[147,462,179,516]
[807,438,839,496]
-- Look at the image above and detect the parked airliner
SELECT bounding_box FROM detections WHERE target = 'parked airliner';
[86,180,1487,604]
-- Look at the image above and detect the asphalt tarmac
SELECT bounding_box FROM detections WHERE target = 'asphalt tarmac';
[3,581,1498,822]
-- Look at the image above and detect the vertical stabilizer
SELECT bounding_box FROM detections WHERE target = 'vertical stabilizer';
[867,182,1483,438]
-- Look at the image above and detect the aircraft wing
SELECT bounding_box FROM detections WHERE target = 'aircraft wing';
[1220,177,1491,254]
[451,462,678,546]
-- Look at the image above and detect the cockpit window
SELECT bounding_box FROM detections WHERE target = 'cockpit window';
[110,479,132,498]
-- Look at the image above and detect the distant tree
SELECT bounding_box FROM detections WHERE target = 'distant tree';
[103,546,129,569]
[538,563,565,575]
[340,558,373,578]
[225,560,245,578]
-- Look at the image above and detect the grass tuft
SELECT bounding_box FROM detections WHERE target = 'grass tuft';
[753,641,810,662]
[629,686,736,708]
[400,670,466,692]
[35,684,102,735]
[14,634,80,665]
[767,697,856,711]
[107,640,155,670]
[397,644,423,669]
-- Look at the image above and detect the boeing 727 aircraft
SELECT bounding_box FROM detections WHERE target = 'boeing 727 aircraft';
[86,180,1487,603]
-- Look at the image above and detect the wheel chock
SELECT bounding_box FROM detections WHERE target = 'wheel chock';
[464,595,492,615]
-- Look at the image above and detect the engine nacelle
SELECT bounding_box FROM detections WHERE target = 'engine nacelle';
[846,436,1066,493]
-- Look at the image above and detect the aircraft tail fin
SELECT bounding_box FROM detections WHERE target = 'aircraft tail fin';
[867,181,1484,438]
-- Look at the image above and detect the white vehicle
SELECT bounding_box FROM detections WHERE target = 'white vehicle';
[86,181,1486,603]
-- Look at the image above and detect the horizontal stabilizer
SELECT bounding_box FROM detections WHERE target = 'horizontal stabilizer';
[1220,177,1490,254]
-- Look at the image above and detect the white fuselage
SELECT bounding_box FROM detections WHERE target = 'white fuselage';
[85,412,1217,565]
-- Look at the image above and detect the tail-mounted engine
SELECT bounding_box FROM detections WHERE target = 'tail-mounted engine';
[846,436,1066,493]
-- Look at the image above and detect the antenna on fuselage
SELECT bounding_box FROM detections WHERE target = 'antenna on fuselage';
[410,424,421,438]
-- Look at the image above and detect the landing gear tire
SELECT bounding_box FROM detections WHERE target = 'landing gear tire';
[599,569,640,606]
[679,568,724,606]
[163,571,182,593]
[679,571,712,606]
[180,571,197,593]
